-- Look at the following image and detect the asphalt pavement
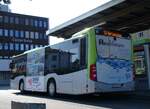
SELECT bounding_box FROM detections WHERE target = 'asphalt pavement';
[0,86,150,109]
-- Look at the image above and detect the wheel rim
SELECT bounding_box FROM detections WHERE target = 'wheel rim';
[49,82,55,96]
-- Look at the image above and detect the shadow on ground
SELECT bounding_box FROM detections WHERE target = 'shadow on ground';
[13,91,149,109]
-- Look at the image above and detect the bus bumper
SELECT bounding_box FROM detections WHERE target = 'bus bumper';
[95,81,135,93]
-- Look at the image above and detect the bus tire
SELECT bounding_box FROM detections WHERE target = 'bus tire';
[47,79,56,97]
[19,80,24,93]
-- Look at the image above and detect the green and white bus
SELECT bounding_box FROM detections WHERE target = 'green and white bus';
[10,27,134,96]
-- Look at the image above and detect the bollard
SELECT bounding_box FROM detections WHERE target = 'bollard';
[11,101,46,109]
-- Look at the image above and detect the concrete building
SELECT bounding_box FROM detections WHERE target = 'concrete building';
[0,5,49,85]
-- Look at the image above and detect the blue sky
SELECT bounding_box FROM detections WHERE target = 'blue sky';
[9,0,110,44]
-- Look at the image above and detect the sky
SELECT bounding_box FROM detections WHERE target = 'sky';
[9,0,110,45]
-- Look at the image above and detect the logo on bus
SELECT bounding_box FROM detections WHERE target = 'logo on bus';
[99,39,124,47]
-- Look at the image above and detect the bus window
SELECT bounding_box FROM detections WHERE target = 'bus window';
[45,52,59,73]
[80,37,87,69]
[26,48,45,76]
[11,55,27,79]
[45,47,71,75]
[70,47,80,71]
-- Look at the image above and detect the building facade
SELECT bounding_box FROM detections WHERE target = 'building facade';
[0,9,49,85]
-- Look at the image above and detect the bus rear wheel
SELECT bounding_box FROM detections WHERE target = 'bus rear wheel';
[47,80,56,97]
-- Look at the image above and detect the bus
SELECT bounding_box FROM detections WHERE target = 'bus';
[10,27,134,96]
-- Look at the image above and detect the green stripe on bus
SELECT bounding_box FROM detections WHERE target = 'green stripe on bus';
[87,28,97,79]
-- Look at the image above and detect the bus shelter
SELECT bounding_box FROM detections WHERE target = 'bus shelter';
[48,0,150,90]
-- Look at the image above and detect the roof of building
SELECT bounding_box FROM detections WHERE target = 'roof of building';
[48,0,150,38]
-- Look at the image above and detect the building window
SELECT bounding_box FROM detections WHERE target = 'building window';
[39,20,43,27]
[20,31,24,38]
[30,19,34,26]
[4,29,8,36]
[10,17,14,23]
[25,18,29,25]
[30,32,34,39]
[34,20,38,27]
[15,30,19,38]
[20,44,24,51]
[4,56,9,59]
[15,17,19,24]
[20,18,24,25]
[10,30,14,37]
[15,43,19,51]
[4,16,9,23]
[25,31,29,38]
[44,34,47,39]
[0,16,3,22]
[35,32,39,39]
[10,43,14,50]
[0,29,3,36]
[25,44,29,50]
[0,43,3,50]
[4,43,9,50]
[35,45,38,48]
[30,44,34,49]
[0,71,10,80]
[39,33,42,39]
[44,21,47,28]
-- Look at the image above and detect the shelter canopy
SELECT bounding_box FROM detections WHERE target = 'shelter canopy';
[48,0,150,38]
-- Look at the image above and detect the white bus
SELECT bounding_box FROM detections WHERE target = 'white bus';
[10,27,134,96]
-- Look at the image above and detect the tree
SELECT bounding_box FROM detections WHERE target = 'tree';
[0,0,11,4]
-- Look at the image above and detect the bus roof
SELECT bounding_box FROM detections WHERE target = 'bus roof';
[12,47,44,58]
[12,45,74,58]
[50,27,93,46]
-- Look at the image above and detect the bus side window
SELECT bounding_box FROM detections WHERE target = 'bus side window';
[69,47,80,71]
[80,37,87,69]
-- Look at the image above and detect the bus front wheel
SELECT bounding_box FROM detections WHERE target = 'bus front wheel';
[47,79,56,97]
[19,81,24,93]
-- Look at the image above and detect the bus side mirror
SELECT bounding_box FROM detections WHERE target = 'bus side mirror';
[9,62,14,69]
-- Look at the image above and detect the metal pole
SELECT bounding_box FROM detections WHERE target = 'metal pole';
[144,45,150,89]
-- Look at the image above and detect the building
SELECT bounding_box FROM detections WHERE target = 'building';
[0,6,49,85]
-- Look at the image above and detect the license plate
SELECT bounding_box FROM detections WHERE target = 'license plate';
[112,84,121,88]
